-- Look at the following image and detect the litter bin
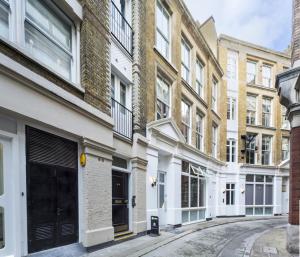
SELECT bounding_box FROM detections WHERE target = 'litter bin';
[150,216,159,235]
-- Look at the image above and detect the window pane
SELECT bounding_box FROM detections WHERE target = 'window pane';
[265,185,273,205]
[199,209,205,219]
[231,189,235,205]
[181,175,189,207]
[182,161,189,173]
[25,23,71,79]
[182,211,189,223]
[190,177,198,207]
[0,144,3,195]
[245,184,254,205]
[255,184,264,205]
[246,207,253,215]
[190,210,198,222]
[159,184,164,208]
[256,175,264,182]
[199,179,205,207]
[246,175,254,182]
[265,207,273,215]
[266,175,273,183]
[0,207,3,249]
[226,190,230,205]
[0,2,9,39]
[255,207,263,215]
[26,0,72,50]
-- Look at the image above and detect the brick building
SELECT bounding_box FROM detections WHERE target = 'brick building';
[0,0,147,256]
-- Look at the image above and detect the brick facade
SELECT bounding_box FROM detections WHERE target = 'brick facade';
[292,0,300,66]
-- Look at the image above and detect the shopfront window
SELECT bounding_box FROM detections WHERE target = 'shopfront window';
[245,174,273,216]
[181,161,206,223]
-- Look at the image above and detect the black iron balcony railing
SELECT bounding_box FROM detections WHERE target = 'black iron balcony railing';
[111,98,133,140]
[110,1,133,56]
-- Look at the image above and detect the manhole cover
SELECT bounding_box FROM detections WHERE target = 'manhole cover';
[263,247,278,254]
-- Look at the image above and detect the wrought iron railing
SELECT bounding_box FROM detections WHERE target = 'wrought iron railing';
[110,1,133,55]
[111,98,133,140]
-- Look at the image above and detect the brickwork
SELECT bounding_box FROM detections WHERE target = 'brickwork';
[289,126,300,225]
[292,0,300,65]
[80,0,111,115]
[132,0,147,135]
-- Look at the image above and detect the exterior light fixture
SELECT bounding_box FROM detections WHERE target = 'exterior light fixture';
[241,189,245,194]
[150,176,157,187]
[80,153,87,167]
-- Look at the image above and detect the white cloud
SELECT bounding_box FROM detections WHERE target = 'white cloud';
[184,0,292,51]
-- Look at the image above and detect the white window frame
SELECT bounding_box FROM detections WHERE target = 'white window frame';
[225,183,235,205]
[262,135,272,165]
[281,106,290,130]
[245,175,274,216]
[282,137,290,161]
[246,94,257,125]
[212,125,218,158]
[227,51,237,80]
[181,37,191,84]
[0,0,80,85]
[181,100,191,144]
[246,133,256,164]
[156,76,171,120]
[111,73,132,110]
[196,59,204,98]
[212,78,218,112]
[246,61,257,84]
[262,64,272,88]
[226,139,236,163]
[227,97,236,120]
[195,113,204,151]
[262,97,272,127]
[156,0,170,60]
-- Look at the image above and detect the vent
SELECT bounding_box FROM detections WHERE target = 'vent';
[61,223,75,236]
[34,224,54,241]
[26,126,78,169]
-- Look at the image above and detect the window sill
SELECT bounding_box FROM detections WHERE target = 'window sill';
[0,36,84,93]
[246,124,276,131]
[211,109,221,120]
[246,83,277,92]
[153,46,178,75]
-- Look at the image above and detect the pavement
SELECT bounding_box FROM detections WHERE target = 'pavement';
[85,216,299,257]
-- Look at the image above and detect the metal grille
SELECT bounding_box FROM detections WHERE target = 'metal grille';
[26,126,78,169]
[34,224,54,240]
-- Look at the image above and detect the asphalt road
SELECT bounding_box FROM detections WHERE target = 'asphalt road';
[142,218,288,257]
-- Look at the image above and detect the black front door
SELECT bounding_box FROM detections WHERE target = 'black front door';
[26,126,78,253]
[112,171,129,233]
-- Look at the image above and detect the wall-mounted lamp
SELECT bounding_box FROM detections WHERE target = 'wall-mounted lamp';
[80,153,87,167]
[150,176,157,187]
[222,189,226,194]
[241,189,245,194]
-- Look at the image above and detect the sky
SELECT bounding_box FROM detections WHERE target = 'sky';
[184,0,292,52]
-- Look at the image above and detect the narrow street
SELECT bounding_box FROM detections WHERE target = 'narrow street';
[88,217,294,257]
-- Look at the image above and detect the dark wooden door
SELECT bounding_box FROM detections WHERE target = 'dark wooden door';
[112,171,129,233]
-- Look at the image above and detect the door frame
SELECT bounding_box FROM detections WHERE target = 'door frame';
[0,129,19,257]
[111,165,132,232]
[157,170,167,227]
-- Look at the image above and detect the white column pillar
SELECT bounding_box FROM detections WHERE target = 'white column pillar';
[273,176,283,215]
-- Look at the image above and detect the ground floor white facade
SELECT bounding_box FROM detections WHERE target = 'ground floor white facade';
[146,118,290,230]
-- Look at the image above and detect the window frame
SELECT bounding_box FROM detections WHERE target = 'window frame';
[281,106,290,130]
[181,99,191,144]
[155,0,171,60]
[212,125,218,158]
[156,75,171,120]
[196,59,204,98]
[246,61,257,84]
[212,78,218,112]
[181,37,191,84]
[227,51,237,80]
[226,139,236,163]
[261,135,272,165]
[262,97,272,127]
[195,112,204,151]
[227,97,236,120]
[0,0,80,85]
[281,137,290,161]
[262,64,272,88]
[246,94,257,125]
[225,183,235,205]
[246,133,256,164]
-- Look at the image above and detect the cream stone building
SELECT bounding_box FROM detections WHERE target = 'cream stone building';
[219,35,291,217]
[144,0,227,228]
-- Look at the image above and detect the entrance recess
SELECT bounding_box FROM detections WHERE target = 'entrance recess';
[26,127,78,253]
[112,170,129,233]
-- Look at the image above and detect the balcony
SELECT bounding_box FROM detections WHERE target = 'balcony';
[110,1,133,56]
[111,98,133,140]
